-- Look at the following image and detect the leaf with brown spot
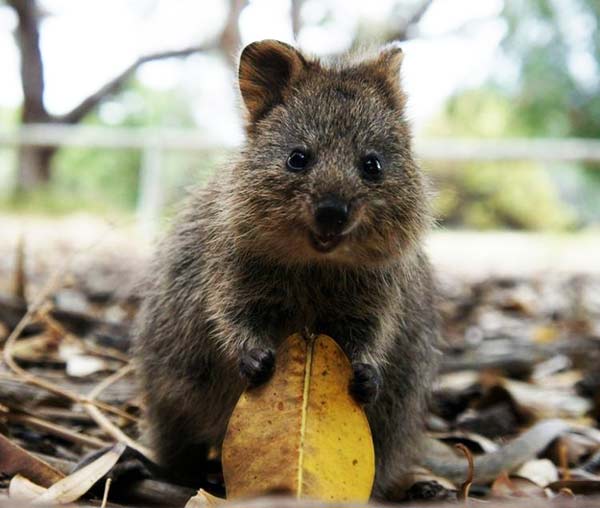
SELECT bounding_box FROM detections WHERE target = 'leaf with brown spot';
[222,334,375,502]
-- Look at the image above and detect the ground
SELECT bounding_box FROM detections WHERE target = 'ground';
[0,215,599,506]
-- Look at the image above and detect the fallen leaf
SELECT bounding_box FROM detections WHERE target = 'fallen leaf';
[532,325,560,344]
[11,333,63,366]
[185,489,225,507]
[432,431,499,454]
[423,419,569,484]
[491,471,547,498]
[491,472,517,497]
[388,466,457,495]
[436,371,479,392]
[222,334,375,502]
[515,459,559,487]
[503,379,591,418]
[491,472,515,497]
[8,475,46,501]
[404,480,456,502]
[531,356,573,382]
[568,423,600,445]
[66,354,110,377]
[33,442,126,504]
[547,480,600,495]
[0,433,65,487]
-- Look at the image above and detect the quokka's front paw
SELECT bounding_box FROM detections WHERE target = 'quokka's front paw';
[349,363,381,404]
[239,347,275,387]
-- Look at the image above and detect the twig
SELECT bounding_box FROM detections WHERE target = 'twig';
[80,341,131,363]
[455,443,473,502]
[4,329,136,421]
[0,322,8,344]
[100,477,112,508]
[558,440,571,480]
[559,487,574,497]
[41,314,137,422]
[2,230,139,424]
[6,413,109,449]
[35,407,95,423]
[83,364,156,461]
[39,308,130,364]
[13,232,26,302]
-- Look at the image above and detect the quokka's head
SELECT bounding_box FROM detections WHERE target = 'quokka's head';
[227,39,431,267]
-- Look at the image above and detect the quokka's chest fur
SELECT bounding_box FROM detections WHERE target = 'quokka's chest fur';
[206,251,408,348]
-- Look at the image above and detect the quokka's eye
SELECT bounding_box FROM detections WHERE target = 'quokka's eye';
[286,149,309,172]
[361,153,383,181]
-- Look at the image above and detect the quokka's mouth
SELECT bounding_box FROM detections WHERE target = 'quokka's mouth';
[309,231,345,253]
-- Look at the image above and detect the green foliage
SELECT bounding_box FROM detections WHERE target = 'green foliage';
[499,0,600,188]
[428,88,577,230]
[49,80,204,212]
[500,0,600,139]
[0,105,18,126]
[52,148,141,211]
[431,161,576,231]
[428,0,600,230]
[0,186,129,217]
[0,106,18,198]
[428,88,527,138]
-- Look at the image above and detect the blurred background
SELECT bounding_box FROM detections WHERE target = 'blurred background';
[0,0,599,275]
[2,3,600,498]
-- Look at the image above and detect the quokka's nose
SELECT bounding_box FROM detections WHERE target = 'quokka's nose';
[314,196,349,235]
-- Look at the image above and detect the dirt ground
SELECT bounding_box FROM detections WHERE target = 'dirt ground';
[1,214,599,285]
[1,214,599,506]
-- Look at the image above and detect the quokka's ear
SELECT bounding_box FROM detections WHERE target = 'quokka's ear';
[361,42,405,108]
[376,42,404,77]
[239,39,307,126]
[363,42,404,84]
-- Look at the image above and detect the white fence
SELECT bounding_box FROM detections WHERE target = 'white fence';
[2,124,600,237]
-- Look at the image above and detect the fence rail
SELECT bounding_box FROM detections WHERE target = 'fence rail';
[2,124,600,162]
[2,124,600,237]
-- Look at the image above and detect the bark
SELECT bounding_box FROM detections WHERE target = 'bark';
[9,0,47,124]
[8,0,53,190]
[16,145,55,191]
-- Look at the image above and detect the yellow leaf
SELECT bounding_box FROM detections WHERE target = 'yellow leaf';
[222,334,375,502]
[532,325,559,344]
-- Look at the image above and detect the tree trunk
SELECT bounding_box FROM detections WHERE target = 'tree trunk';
[8,0,54,193]
[16,145,55,191]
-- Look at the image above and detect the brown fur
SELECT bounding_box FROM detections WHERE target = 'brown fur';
[134,40,440,500]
